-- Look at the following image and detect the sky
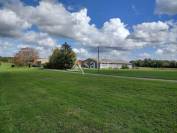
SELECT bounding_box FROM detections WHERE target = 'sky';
[0,0,177,60]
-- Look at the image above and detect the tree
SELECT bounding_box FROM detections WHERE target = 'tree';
[0,56,13,63]
[47,42,76,69]
[131,58,177,68]
[14,48,39,66]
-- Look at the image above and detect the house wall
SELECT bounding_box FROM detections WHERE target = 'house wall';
[89,61,96,68]
[36,58,49,64]
[100,63,122,69]
[82,59,97,68]
[128,64,133,69]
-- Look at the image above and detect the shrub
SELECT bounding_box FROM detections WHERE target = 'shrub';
[11,64,15,68]
[43,63,51,69]
[32,64,41,67]
[121,64,129,69]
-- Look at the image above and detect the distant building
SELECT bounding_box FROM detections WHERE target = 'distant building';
[79,58,132,69]
[82,58,98,68]
[36,58,49,65]
[99,59,132,69]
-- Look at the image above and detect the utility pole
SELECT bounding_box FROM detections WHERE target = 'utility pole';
[97,46,100,73]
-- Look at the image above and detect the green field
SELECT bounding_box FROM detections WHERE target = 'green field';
[84,68,177,80]
[0,64,177,132]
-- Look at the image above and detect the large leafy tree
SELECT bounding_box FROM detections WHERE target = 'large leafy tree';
[14,48,39,66]
[48,42,76,69]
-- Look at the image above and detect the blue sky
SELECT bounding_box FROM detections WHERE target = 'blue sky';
[23,0,177,27]
[0,0,177,60]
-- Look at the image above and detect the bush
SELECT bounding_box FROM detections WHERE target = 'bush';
[32,64,41,67]
[121,64,129,69]
[43,63,51,69]
[11,64,15,68]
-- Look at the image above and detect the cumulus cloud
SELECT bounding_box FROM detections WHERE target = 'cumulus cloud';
[130,21,177,49]
[73,48,89,59]
[130,21,169,44]
[0,40,12,49]
[0,9,31,37]
[139,53,151,59]
[17,44,31,49]
[22,31,58,48]
[156,49,164,55]
[155,0,177,15]
[73,48,88,55]
[0,39,18,56]
[5,1,131,49]
[156,45,177,55]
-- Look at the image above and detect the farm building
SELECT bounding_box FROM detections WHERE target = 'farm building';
[82,58,98,69]
[99,59,132,69]
[36,58,49,65]
[80,58,132,69]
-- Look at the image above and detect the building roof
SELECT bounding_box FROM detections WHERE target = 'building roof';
[83,58,97,62]
[100,59,131,65]
[78,58,132,65]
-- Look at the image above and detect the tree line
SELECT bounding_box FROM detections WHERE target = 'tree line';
[0,42,76,69]
[131,58,177,68]
[0,56,13,63]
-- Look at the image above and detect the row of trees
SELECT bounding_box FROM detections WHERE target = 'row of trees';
[11,42,76,69]
[0,57,13,63]
[131,59,177,68]
[3,43,177,69]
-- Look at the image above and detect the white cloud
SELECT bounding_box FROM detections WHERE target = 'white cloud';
[139,53,151,59]
[155,0,177,15]
[130,21,177,49]
[0,9,31,37]
[129,21,177,59]
[0,41,12,49]
[22,31,58,48]
[156,49,164,55]
[73,48,89,59]
[0,39,17,56]
[130,21,169,44]
[17,44,31,49]
[6,1,131,49]
[156,45,177,54]
[73,48,88,55]
[155,46,177,60]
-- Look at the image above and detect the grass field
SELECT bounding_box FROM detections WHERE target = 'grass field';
[84,68,177,80]
[0,64,177,132]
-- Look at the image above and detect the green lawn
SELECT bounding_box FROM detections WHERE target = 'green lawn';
[0,64,177,132]
[84,68,177,80]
